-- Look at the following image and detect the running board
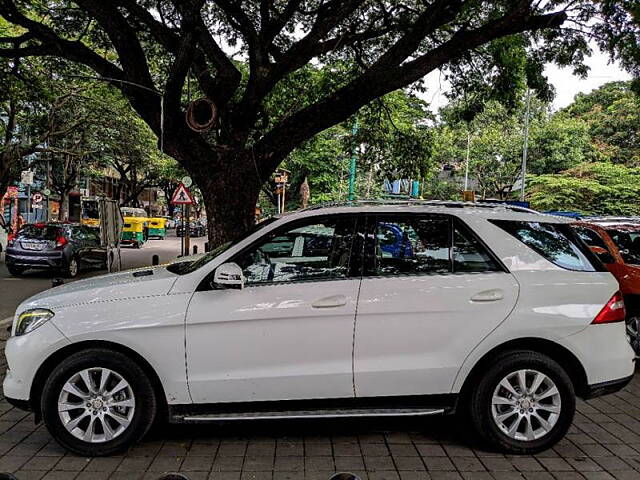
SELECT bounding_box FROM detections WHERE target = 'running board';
[174,407,445,423]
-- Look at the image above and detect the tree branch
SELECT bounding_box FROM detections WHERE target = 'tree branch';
[255,8,568,175]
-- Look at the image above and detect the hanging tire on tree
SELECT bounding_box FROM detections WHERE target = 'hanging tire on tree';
[185,98,217,133]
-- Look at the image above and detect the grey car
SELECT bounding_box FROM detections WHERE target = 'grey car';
[5,223,107,277]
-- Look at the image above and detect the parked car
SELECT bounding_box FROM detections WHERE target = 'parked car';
[573,221,640,355]
[5,223,107,278]
[4,202,635,456]
[176,221,206,237]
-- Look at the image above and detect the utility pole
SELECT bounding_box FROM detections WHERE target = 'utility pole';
[464,130,471,191]
[348,119,359,201]
[521,89,532,202]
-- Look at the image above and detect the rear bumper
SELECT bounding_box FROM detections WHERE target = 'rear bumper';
[5,252,64,268]
[583,373,635,400]
[563,322,636,386]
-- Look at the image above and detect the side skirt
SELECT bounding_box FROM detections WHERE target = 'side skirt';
[168,394,457,424]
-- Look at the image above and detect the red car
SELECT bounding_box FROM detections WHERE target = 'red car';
[573,221,640,355]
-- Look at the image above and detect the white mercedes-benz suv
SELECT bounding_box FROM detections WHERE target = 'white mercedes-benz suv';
[4,201,635,456]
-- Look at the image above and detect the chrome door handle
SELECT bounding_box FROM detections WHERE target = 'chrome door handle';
[312,295,348,308]
[471,289,504,302]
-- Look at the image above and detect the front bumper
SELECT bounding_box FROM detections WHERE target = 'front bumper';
[3,321,71,402]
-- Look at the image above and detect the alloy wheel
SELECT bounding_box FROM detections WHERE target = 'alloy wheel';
[68,258,78,277]
[491,369,561,442]
[57,367,136,443]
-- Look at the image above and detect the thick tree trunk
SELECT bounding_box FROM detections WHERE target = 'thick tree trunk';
[187,150,262,249]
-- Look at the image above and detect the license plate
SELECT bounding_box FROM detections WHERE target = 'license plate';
[22,241,44,250]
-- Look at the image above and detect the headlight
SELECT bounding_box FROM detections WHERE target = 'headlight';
[15,309,55,336]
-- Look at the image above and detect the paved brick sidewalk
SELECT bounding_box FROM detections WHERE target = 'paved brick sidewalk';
[0,329,638,480]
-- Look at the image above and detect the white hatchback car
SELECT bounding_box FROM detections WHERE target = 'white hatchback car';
[4,201,635,456]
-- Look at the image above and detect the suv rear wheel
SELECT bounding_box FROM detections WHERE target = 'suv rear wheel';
[469,350,575,454]
[41,349,157,456]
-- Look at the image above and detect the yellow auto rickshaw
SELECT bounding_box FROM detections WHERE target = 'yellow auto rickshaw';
[147,216,168,239]
[120,207,148,248]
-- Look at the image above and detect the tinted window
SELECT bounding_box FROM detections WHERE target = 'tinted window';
[81,226,100,244]
[235,217,357,285]
[492,220,600,272]
[574,227,608,249]
[368,215,500,276]
[573,227,616,264]
[16,225,61,240]
[454,225,500,272]
[372,216,451,276]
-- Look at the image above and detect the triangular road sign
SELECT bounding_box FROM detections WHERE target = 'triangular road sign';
[171,182,195,205]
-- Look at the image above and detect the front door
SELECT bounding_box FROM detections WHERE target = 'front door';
[186,215,362,404]
[354,214,519,398]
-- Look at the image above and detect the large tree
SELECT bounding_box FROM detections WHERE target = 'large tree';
[0,1,638,245]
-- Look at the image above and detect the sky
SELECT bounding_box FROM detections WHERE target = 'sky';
[422,48,632,113]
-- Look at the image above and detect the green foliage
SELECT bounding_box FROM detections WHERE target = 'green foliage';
[527,113,593,174]
[528,162,640,215]
[283,88,435,207]
[564,81,640,165]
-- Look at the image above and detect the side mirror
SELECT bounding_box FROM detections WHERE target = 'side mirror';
[214,262,245,289]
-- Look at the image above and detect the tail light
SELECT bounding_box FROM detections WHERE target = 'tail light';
[7,233,15,246]
[55,235,68,248]
[592,292,626,324]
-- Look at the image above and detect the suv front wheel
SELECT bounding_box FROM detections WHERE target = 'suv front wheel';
[469,350,576,454]
[41,349,157,456]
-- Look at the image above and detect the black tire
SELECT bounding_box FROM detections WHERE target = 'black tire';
[41,348,157,456]
[7,265,24,276]
[468,350,575,454]
[62,256,79,278]
[133,241,141,249]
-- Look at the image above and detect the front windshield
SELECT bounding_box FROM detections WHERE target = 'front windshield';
[166,217,278,275]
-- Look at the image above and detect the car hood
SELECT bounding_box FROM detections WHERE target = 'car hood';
[17,267,179,312]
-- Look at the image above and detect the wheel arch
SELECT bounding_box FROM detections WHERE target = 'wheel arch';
[30,340,167,423]
[457,337,589,408]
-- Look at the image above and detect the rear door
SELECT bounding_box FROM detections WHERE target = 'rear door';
[353,214,519,398]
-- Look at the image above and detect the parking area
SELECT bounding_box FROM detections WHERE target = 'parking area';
[0,325,638,480]
[1,234,640,480]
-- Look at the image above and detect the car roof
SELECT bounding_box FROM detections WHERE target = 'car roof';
[282,200,573,224]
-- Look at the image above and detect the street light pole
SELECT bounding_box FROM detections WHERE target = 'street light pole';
[521,89,532,202]
[348,119,359,201]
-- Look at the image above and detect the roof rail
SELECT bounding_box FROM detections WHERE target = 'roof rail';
[301,198,540,214]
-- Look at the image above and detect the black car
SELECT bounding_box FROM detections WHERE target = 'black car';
[176,221,206,237]
[5,223,107,278]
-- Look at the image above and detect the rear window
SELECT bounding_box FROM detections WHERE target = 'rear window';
[491,220,604,272]
[16,225,62,241]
